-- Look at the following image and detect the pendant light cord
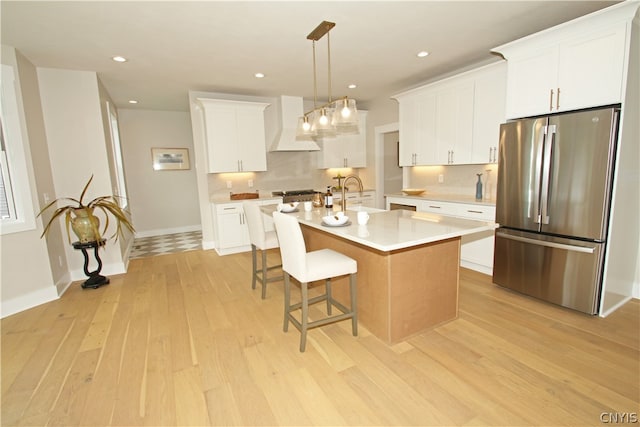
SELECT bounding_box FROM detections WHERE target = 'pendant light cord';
[327,32,332,103]
[312,40,318,110]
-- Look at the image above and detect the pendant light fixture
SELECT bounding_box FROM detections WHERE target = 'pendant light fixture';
[296,21,359,141]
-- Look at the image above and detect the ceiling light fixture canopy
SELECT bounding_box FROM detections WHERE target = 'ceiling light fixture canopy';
[296,21,359,141]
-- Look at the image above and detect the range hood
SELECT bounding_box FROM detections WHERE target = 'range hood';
[269,95,320,152]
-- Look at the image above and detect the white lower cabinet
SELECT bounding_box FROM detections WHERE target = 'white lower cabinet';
[211,199,280,255]
[415,199,496,275]
[212,203,250,254]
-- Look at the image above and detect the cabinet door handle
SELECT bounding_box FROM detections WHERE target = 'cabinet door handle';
[467,210,483,214]
[556,87,560,110]
[549,88,554,111]
[428,205,441,209]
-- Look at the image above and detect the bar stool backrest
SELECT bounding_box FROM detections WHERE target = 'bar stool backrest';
[272,211,307,280]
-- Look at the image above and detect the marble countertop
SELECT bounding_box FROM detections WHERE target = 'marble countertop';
[385,192,496,207]
[263,205,497,252]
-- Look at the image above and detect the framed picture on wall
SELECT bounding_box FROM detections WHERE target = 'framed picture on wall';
[151,148,190,171]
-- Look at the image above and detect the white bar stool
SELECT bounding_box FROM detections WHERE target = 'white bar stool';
[243,202,282,299]
[272,211,358,352]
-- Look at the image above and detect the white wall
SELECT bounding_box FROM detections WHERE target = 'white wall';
[383,131,402,194]
[37,68,129,280]
[0,46,58,318]
[118,109,200,237]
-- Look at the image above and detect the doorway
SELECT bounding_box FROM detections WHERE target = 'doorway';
[374,123,406,208]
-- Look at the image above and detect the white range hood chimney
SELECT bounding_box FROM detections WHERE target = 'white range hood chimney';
[269,95,320,152]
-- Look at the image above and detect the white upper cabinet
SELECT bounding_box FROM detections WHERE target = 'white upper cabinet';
[434,81,474,165]
[197,98,270,173]
[317,111,367,169]
[471,62,507,164]
[493,2,638,119]
[394,61,506,166]
[397,92,436,166]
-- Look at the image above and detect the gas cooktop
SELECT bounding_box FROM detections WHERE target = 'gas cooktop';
[272,189,318,203]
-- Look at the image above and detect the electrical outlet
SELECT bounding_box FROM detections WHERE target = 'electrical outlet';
[43,193,50,203]
[58,256,63,267]
[248,179,254,188]
[438,174,444,184]
[226,180,232,189]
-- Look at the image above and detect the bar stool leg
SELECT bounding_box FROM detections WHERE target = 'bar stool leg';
[300,282,309,352]
[325,279,332,315]
[350,273,358,336]
[251,244,258,290]
[283,273,291,332]
[261,249,268,299]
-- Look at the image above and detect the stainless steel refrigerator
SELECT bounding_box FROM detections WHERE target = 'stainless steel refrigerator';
[493,106,619,314]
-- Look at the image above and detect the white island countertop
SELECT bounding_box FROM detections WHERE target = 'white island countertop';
[263,206,497,253]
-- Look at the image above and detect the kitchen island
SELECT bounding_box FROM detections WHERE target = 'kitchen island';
[263,206,497,343]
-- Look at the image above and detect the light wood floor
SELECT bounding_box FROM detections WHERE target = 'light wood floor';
[2,248,638,426]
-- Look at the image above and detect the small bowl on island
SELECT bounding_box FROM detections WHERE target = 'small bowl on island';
[401,188,426,196]
[322,212,349,226]
[277,202,299,212]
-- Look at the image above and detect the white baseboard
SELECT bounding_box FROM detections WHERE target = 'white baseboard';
[202,240,216,250]
[460,260,492,276]
[1,286,59,319]
[55,272,72,296]
[215,245,251,256]
[135,225,201,239]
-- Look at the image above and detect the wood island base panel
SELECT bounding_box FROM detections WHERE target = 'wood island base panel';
[301,224,460,344]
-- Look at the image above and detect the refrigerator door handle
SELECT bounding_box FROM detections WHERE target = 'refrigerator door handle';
[540,124,556,225]
[496,231,595,254]
[532,126,546,224]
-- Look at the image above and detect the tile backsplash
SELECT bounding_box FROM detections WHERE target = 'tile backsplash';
[207,150,365,198]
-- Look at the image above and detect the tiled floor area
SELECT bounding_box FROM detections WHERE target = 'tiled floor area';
[129,230,202,259]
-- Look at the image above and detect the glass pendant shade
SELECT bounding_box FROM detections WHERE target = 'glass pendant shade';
[311,108,336,138]
[296,115,314,140]
[297,21,359,140]
[332,98,359,134]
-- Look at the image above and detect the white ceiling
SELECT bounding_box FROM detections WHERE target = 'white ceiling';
[1,1,619,112]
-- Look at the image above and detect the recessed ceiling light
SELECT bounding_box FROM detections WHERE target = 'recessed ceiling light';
[348,84,357,89]
[255,72,265,78]
[128,100,138,104]
[417,51,430,58]
[112,56,127,62]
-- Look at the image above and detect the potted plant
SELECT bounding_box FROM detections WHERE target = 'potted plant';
[38,175,135,243]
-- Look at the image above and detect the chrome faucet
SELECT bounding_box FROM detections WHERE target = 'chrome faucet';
[341,175,363,212]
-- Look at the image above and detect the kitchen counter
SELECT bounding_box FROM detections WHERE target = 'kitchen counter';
[385,192,496,207]
[263,205,496,252]
[210,193,280,204]
[263,205,497,343]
